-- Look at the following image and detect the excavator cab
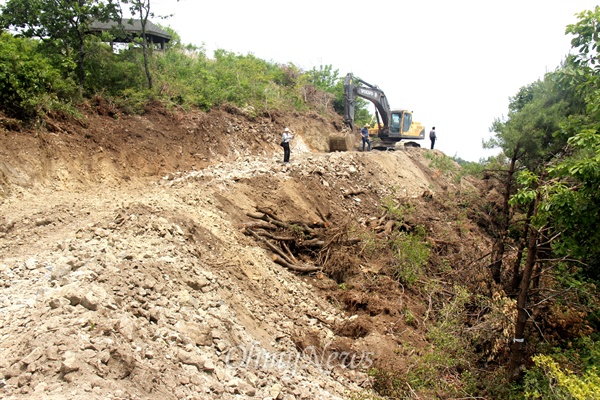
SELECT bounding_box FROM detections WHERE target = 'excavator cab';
[389,111,412,135]
[393,109,425,141]
[368,110,423,147]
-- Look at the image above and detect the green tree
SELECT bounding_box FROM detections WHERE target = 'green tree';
[547,4,600,281]
[0,31,73,119]
[504,6,600,379]
[84,38,146,95]
[121,0,158,89]
[0,0,120,95]
[486,73,580,286]
[307,64,339,92]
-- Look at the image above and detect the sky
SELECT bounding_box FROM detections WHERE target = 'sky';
[146,0,599,161]
[0,0,589,161]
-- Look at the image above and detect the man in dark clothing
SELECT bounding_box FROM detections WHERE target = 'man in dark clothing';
[429,126,436,149]
[360,124,371,152]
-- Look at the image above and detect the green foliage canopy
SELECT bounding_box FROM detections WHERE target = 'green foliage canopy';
[0,0,120,91]
[0,32,73,118]
[487,73,580,170]
[0,2,365,122]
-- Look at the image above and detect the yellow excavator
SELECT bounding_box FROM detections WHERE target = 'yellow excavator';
[343,73,425,149]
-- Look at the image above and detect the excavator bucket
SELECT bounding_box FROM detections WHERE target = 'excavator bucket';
[329,136,349,152]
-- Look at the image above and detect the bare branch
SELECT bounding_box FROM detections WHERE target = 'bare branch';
[272,255,320,273]
[244,228,296,266]
[529,286,575,308]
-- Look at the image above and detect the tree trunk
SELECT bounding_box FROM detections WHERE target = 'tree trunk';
[532,232,550,292]
[508,194,540,381]
[142,32,153,89]
[510,201,535,294]
[138,2,153,90]
[76,30,86,98]
[490,150,518,284]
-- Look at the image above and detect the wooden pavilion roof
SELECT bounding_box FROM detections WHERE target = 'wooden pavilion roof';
[90,18,172,43]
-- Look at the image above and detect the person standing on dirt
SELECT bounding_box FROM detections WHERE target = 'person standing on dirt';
[281,127,295,163]
[429,127,437,150]
[360,124,371,152]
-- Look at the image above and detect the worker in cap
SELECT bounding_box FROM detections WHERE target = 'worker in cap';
[280,127,295,163]
[360,124,371,152]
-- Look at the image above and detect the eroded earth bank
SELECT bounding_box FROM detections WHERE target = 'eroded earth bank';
[0,106,495,399]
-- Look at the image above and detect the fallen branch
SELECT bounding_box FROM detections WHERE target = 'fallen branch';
[256,207,279,221]
[316,207,331,228]
[384,219,396,235]
[239,221,278,231]
[246,212,267,220]
[247,212,315,236]
[246,227,320,273]
[282,241,299,264]
[245,228,296,266]
[288,221,320,234]
[244,210,362,275]
[300,238,325,248]
[254,231,296,241]
[272,255,320,273]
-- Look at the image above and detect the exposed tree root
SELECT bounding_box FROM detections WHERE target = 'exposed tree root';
[243,207,361,274]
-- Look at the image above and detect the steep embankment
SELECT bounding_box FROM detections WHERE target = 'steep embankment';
[0,106,493,399]
[0,103,340,195]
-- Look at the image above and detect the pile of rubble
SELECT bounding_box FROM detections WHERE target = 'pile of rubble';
[1,133,442,399]
[0,173,373,399]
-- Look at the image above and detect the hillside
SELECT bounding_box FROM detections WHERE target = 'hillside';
[0,105,497,399]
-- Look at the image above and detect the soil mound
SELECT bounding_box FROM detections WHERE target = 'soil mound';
[0,105,492,399]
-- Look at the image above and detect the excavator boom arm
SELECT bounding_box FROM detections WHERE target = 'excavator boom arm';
[344,73,391,133]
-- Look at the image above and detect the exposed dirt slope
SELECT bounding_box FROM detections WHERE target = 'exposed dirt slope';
[0,104,342,195]
[0,106,492,399]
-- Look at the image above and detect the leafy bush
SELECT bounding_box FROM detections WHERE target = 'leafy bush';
[523,354,600,399]
[401,286,479,397]
[453,155,486,177]
[153,46,210,108]
[391,229,430,286]
[84,41,146,96]
[0,32,75,120]
[365,284,487,399]
[367,368,409,398]
[113,88,154,115]
[0,24,366,122]
[425,151,459,177]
